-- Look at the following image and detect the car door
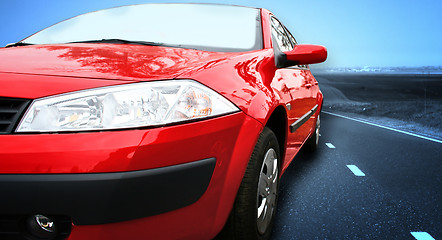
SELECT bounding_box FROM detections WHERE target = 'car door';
[270,17,317,166]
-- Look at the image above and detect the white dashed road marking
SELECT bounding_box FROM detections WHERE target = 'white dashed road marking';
[411,232,435,240]
[325,143,335,148]
[346,165,366,176]
[320,112,435,237]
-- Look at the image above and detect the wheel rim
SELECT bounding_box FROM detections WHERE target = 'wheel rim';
[315,115,320,145]
[256,148,278,234]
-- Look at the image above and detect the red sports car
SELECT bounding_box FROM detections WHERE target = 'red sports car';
[0,3,326,240]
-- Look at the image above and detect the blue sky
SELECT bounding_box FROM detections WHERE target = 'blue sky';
[1,0,441,68]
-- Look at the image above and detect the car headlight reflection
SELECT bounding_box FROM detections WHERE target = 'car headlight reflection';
[16,80,239,132]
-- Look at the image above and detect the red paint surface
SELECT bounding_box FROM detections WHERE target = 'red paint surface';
[0,7,325,239]
[285,44,328,65]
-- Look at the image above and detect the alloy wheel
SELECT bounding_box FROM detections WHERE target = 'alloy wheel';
[256,148,279,234]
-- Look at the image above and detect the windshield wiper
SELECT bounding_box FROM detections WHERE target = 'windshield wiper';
[5,42,34,48]
[68,39,165,46]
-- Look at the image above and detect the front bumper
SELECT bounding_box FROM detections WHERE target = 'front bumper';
[0,158,215,225]
[0,112,263,239]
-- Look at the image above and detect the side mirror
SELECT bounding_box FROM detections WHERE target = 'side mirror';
[284,44,327,66]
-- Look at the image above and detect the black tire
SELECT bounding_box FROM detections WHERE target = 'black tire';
[216,127,280,240]
[304,114,320,152]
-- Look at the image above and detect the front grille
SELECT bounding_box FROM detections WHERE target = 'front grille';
[0,215,72,240]
[0,97,31,134]
[0,215,22,240]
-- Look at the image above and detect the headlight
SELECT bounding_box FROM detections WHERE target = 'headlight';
[16,80,239,132]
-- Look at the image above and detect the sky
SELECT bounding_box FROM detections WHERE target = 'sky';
[0,0,441,68]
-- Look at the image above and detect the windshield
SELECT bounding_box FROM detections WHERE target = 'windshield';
[22,4,262,52]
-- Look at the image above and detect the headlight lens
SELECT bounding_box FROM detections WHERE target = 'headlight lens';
[16,80,239,132]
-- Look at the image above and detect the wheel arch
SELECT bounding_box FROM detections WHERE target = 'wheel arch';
[264,105,287,170]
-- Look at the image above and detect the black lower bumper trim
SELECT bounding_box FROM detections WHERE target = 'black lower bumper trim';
[0,158,216,225]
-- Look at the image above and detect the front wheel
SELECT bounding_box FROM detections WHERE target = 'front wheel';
[217,127,280,240]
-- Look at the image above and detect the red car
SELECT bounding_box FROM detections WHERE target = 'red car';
[0,3,326,240]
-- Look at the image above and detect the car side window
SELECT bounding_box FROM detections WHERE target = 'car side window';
[278,18,308,69]
[285,27,297,46]
[270,17,293,52]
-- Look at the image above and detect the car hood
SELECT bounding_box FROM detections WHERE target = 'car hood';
[0,43,238,81]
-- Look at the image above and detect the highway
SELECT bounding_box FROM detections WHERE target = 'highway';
[272,112,441,240]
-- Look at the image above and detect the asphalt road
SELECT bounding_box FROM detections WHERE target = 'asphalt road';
[271,112,441,240]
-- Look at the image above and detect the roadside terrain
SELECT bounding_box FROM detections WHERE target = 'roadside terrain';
[314,73,442,140]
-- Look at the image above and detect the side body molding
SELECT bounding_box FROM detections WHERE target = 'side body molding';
[290,104,318,133]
